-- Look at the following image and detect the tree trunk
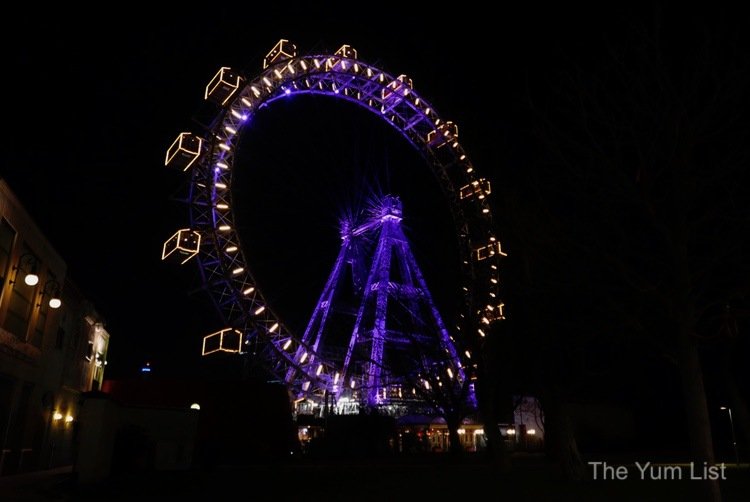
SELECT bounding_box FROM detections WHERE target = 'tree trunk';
[719,345,750,461]
[543,386,586,481]
[724,369,750,461]
[475,360,511,471]
[676,325,721,502]
[446,415,463,455]
[480,395,511,471]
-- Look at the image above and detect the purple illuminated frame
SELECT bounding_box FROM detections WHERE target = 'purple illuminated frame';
[185,46,500,407]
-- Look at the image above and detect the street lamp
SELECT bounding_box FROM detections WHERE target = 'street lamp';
[11,253,39,286]
[38,279,63,309]
[720,406,740,465]
[10,253,63,309]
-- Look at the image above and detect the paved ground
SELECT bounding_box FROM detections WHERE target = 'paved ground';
[1,455,748,501]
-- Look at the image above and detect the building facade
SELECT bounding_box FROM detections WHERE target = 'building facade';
[0,179,110,474]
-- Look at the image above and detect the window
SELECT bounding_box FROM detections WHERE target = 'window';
[30,270,55,348]
[55,326,65,349]
[2,246,38,339]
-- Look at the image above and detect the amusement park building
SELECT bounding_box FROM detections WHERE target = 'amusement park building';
[0,179,110,475]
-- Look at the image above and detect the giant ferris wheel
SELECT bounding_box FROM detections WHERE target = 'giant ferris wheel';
[162,40,506,415]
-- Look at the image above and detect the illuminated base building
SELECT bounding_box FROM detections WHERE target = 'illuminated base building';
[0,179,110,475]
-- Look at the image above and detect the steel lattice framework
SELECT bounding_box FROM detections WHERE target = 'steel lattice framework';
[163,40,506,406]
[288,195,476,416]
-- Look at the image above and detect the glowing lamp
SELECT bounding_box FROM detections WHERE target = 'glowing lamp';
[35,278,64,310]
[12,253,43,288]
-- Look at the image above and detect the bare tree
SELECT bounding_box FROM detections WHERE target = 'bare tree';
[498,6,749,499]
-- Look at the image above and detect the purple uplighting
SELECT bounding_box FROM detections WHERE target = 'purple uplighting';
[287,195,474,414]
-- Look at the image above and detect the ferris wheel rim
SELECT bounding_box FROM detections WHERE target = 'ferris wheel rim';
[172,42,502,401]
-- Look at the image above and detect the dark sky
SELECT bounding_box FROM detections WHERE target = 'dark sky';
[2,5,743,384]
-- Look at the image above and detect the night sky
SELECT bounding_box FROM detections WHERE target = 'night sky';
[2,1,747,425]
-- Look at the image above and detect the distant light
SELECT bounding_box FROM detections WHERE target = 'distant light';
[65,415,74,423]
[243,287,255,295]
[284,88,291,95]
[218,225,231,232]
[190,403,201,410]
[506,428,516,435]
[720,406,727,410]
[254,305,265,315]
[269,322,279,333]
[49,297,62,309]
[141,367,151,373]
[527,429,536,435]
[52,412,63,421]
[24,273,39,286]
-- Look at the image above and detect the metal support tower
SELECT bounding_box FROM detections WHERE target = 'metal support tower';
[288,195,472,414]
